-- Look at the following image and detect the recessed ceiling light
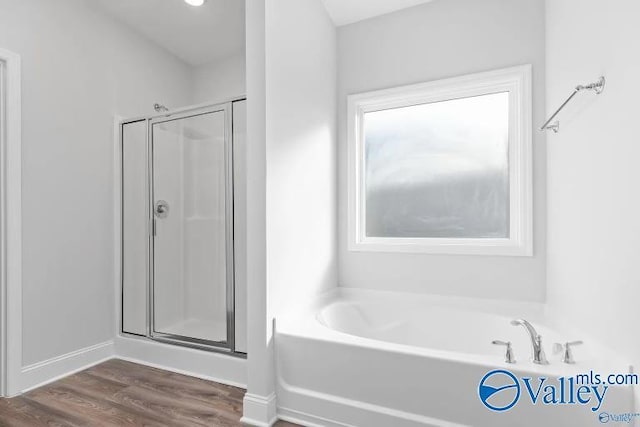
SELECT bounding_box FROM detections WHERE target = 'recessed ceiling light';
[184,0,205,6]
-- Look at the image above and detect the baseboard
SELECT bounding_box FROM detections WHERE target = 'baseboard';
[20,340,115,393]
[16,336,247,396]
[114,335,247,389]
[241,393,277,427]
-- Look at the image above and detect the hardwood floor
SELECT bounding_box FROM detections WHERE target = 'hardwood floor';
[0,359,299,427]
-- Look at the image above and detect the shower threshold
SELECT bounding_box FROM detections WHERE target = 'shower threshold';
[157,318,227,343]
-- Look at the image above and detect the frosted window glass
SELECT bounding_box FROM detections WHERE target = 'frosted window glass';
[364,92,510,239]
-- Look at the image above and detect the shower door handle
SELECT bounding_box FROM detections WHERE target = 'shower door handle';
[154,200,170,219]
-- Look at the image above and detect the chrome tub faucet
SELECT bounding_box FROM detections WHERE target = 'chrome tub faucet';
[511,319,549,365]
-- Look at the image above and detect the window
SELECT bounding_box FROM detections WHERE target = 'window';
[347,65,532,256]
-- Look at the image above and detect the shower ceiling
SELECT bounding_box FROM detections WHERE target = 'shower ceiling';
[88,0,245,66]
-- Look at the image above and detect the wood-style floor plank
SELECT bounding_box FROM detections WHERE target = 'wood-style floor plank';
[0,396,86,427]
[26,384,172,426]
[0,359,299,427]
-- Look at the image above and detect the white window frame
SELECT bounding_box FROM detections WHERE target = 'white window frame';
[347,65,533,256]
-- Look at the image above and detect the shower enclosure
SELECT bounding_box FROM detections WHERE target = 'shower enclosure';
[120,99,246,353]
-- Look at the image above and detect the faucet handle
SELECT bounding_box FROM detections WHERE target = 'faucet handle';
[554,341,583,364]
[492,340,516,364]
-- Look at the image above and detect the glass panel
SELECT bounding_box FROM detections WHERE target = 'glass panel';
[122,120,148,336]
[364,92,510,239]
[152,110,228,344]
[232,100,247,353]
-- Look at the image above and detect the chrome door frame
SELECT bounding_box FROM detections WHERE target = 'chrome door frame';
[147,102,235,352]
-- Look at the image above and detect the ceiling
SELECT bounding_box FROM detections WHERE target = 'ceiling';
[321,0,435,26]
[90,0,245,67]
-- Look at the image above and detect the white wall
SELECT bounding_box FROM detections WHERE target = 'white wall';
[243,0,273,421]
[337,0,547,302]
[243,0,337,422]
[266,0,338,318]
[546,0,640,368]
[192,52,246,104]
[0,0,192,366]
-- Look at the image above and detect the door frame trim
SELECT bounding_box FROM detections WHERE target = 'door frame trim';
[0,47,23,397]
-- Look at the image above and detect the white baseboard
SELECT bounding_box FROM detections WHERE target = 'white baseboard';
[114,335,247,389]
[241,393,277,427]
[15,336,247,396]
[20,340,115,393]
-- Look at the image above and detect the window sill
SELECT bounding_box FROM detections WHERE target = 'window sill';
[349,237,533,257]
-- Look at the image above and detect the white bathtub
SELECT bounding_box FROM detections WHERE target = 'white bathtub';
[276,289,634,427]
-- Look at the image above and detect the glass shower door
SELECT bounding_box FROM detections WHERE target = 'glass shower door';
[150,105,233,349]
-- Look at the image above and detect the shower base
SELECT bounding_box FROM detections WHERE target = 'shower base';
[158,318,227,343]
